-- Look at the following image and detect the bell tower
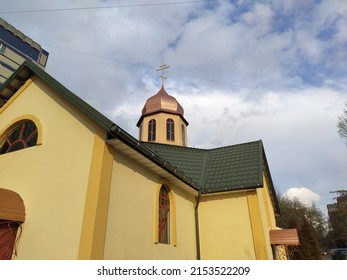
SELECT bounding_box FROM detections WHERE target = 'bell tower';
[136,64,188,146]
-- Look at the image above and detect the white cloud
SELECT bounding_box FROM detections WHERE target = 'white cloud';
[241,3,273,35]
[283,187,320,206]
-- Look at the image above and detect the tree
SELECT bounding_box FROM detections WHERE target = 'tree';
[327,190,347,248]
[337,102,347,144]
[277,196,327,259]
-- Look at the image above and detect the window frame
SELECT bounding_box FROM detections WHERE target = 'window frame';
[148,119,156,142]
[154,182,177,246]
[158,185,170,244]
[0,120,38,155]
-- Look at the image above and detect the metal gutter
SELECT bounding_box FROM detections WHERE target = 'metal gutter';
[201,183,262,194]
[108,124,200,192]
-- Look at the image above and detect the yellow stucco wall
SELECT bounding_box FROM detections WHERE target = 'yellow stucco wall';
[0,78,103,259]
[261,172,277,229]
[244,171,278,260]
[250,172,278,259]
[198,192,256,260]
[78,134,113,260]
[140,113,188,146]
[103,149,197,259]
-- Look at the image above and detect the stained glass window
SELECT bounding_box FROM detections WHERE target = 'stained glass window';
[0,121,38,155]
[158,185,170,244]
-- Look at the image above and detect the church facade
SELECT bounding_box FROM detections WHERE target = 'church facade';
[0,61,297,260]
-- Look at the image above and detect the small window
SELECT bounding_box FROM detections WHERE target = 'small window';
[166,118,175,141]
[158,185,170,244]
[148,119,156,142]
[0,120,38,155]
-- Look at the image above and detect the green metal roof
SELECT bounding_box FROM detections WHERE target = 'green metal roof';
[143,141,264,193]
[144,140,280,214]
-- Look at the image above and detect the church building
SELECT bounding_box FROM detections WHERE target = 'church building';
[0,60,298,260]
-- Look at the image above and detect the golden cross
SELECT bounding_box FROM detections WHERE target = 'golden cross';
[156,63,170,88]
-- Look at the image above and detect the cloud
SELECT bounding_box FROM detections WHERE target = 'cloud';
[283,187,320,206]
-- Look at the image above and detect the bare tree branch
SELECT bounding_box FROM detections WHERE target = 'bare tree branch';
[337,102,347,144]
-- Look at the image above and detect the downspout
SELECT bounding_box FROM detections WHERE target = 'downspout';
[195,190,202,260]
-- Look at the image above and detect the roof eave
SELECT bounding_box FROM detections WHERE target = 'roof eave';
[260,141,281,215]
[136,110,189,127]
[201,184,263,195]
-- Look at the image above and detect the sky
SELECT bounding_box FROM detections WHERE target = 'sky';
[1,0,346,216]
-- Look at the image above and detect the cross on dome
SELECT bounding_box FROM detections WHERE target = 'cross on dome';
[156,63,169,88]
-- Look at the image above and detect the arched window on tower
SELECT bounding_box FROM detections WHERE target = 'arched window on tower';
[166,118,175,141]
[148,119,156,142]
[0,120,38,155]
[158,185,170,244]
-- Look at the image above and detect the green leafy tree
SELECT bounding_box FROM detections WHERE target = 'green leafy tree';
[337,102,347,144]
[277,196,327,259]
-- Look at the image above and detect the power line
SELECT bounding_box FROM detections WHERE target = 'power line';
[44,43,144,67]
[0,0,218,14]
[43,42,264,91]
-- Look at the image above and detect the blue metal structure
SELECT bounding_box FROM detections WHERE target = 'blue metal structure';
[0,18,49,86]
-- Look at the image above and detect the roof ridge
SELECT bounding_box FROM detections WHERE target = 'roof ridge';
[198,150,211,189]
[207,140,262,152]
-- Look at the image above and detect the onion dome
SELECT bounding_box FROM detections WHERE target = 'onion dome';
[142,86,184,116]
[137,86,188,126]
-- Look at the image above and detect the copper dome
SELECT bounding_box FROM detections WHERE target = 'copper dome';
[137,86,189,127]
[141,86,184,116]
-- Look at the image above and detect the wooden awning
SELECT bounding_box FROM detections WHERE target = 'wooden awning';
[270,229,299,245]
[0,188,25,222]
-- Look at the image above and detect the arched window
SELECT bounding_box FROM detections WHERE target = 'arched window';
[148,119,156,142]
[158,185,170,244]
[166,118,175,141]
[0,120,38,155]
